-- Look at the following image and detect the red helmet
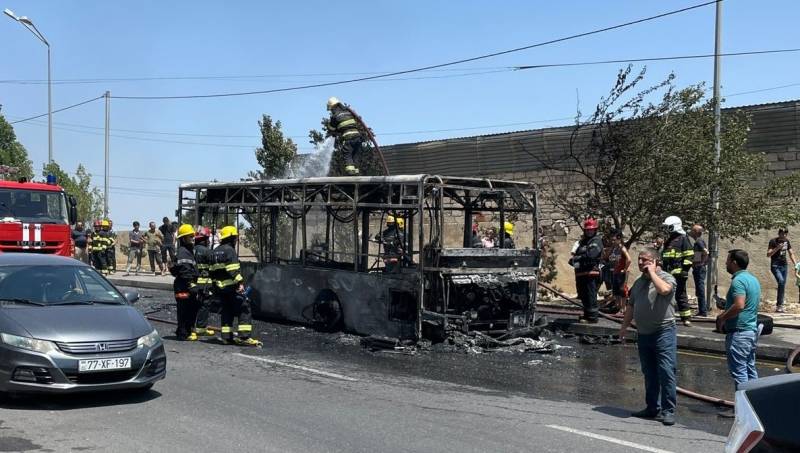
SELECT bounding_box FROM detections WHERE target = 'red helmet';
[93,219,101,228]
[194,226,210,240]
[583,218,599,230]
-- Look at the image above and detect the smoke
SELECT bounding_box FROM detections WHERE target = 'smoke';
[285,137,335,179]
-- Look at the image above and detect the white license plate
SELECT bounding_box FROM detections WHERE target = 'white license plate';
[78,357,131,373]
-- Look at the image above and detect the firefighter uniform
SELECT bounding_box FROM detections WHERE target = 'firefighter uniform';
[193,227,215,337]
[170,224,200,340]
[571,218,603,323]
[376,216,404,273]
[105,222,117,274]
[210,226,261,346]
[327,97,363,175]
[502,221,516,249]
[662,232,694,323]
[91,221,110,274]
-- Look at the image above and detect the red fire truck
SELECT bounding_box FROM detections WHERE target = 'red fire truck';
[0,177,78,256]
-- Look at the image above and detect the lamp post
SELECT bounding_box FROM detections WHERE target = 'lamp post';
[4,9,53,164]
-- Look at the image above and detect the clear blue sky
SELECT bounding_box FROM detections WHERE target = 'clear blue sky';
[1,0,798,229]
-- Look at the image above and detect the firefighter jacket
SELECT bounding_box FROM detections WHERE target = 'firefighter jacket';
[170,244,199,295]
[377,226,404,262]
[194,243,213,290]
[327,105,362,140]
[91,231,109,252]
[209,243,244,291]
[572,234,603,277]
[662,233,693,279]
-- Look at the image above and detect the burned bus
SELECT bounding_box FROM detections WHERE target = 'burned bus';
[178,175,541,341]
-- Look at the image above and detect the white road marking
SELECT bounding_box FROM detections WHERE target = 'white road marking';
[234,352,358,382]
[546,425,675,453]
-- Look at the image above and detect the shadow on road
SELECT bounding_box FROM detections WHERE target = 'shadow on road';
[0,388,161,411]
[592,405,632,418]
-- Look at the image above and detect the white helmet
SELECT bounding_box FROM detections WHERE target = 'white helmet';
[662,216,685,234]
[326,97,341,110]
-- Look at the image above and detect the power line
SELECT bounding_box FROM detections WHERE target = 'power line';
[111,1,720,100]
[9,95,104,124]
[726,82,800,98]
[513,48,800,70]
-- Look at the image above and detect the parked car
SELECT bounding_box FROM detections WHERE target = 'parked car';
[726,373,800,452]
[0,253,166,396]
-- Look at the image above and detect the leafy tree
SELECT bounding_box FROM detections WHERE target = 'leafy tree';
[0,107,34,181]
[42,162,103,223]
[251,115,297,180]
[530,66,800,246]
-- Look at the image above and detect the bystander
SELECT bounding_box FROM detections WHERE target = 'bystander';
[767,228,797,313]
[619,248,677,426]
[144,221,165,275]
[688,224,709,316]
[125,221,144,276]
[71,221,90,264]
[160,217,177,267]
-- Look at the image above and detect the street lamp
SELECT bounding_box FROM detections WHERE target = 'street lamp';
[4,8,53,164]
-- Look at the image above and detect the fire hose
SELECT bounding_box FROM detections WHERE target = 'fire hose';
[537,281,736,406]
[343,105,390,176]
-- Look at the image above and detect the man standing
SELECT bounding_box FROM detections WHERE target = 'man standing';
[376,216,404,273]
[661,216,694,326]
[193,227,215,338]
[618,248,678,426]
[91,220,110,275]
[106,219,117,274]
[159,217,177,267]
[571,218,603,323]
[144,221,164,275]
[326,97,364,175]
[170,224,200,341]
[125,221,144,276]
[210,226,261,346]
[501,221,516,249]
[688,224,709,316]
[717,249,761,389]
[767,228,797,313]
[71,221,90,264]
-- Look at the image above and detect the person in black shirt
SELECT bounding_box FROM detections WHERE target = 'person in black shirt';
[71,221,90,264]
[688,224,709,316]
[159,216,177,267]
[768,228,797,313]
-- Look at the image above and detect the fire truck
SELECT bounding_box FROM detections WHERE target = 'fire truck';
[0,172,78,256]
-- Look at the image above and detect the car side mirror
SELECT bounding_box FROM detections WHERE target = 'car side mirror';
[123,291,140,304]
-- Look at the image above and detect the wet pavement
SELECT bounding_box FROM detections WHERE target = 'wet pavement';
[132,287,786,438]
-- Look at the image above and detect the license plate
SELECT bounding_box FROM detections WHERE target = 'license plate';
[78,357,131,373]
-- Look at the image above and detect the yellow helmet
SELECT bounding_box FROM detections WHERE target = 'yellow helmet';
[386,215,396,225]
[504,221,514,235]
[396,217,405,229]
[177,224,195,239]
[327,97,341,110]
[101,219,110,227]
[219,225,238,240]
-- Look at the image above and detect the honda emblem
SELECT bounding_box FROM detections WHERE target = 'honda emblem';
[96,343,108,352]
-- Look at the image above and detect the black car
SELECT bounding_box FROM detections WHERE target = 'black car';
[0,253,166,395]
[726,373,800,452]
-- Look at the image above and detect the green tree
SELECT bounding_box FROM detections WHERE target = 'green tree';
[532,66,800,245]
[251,114,297,180]
[42,162,103,223]
[0,107,34,181]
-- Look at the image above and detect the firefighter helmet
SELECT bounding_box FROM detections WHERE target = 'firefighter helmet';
[396,217,405,229]
[219,225,238,240]
[101,219,110,227]
[662,216,684,234]
[177,224,195,239]
[583,218,599,230]
[504,221,514,235]
[386,215,396,225]
[194,226,210,240]
[327,97,341,110]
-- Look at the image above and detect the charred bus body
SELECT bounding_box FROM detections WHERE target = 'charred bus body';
[178,175,541,341]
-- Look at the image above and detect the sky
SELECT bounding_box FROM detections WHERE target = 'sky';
[1,0,799,229]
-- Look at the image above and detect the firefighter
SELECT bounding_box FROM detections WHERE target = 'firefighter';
[170,224,200,341]
[376,215,404,273]
[105,219,117,274]
[502,221,516,249]
[570,218,603,323]
[193,226,215,338]
[91,220,110,274]
[210,226,262,347]
[326,97,363,175]
[661,216,694,326]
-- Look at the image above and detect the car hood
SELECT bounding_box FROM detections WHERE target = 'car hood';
[0,305,153,342]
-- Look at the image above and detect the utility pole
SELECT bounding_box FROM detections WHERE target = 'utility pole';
[706,0,722,307]
[104,91,110,219]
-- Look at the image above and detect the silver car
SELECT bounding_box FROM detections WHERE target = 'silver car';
[0,253,166,395]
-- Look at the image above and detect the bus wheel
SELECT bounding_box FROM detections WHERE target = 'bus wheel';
[312,289,343,332]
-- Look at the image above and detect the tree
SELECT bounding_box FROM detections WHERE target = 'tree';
[0,107,34,181]
[531,66,800,246]
[251,115,297,180]
[42,162,103,223]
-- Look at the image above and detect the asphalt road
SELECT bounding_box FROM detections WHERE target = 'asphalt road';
[0,288,783,452]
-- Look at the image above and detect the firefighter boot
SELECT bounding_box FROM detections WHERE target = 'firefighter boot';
[187,332,198,341]
[234,337,263,347]
[344,165,360,175]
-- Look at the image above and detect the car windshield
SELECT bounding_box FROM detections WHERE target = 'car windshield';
[0,189,69,224]
[0,265,124,306]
